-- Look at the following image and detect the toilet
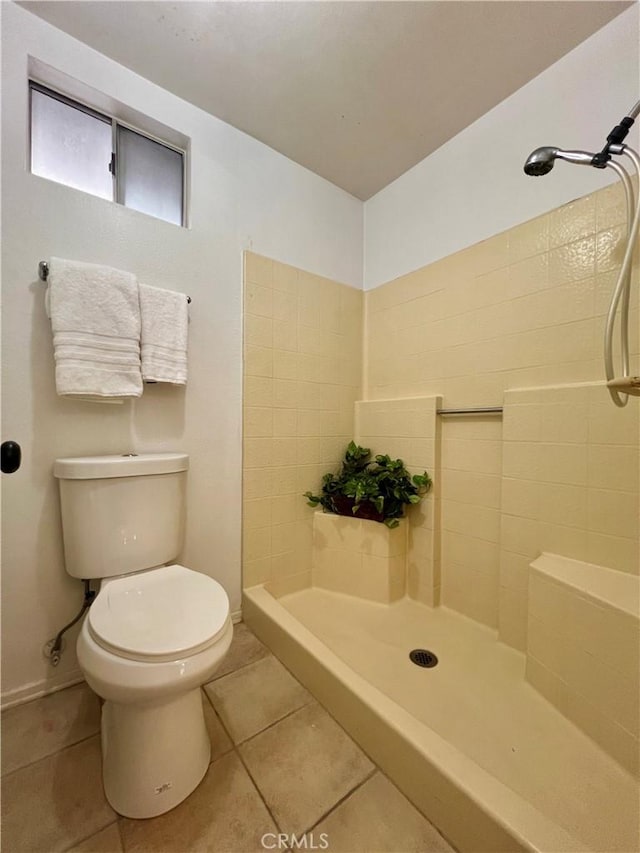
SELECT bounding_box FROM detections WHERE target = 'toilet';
[54,452,233,819]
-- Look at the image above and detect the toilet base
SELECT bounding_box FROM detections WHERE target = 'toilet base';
[101,687,210,818]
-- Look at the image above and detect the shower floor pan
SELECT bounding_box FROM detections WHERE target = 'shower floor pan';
[243,584,639,853]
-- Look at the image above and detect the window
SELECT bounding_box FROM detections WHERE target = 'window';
[29,82,185,226]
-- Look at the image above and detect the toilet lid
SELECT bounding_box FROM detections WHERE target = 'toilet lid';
[88,564,230,662]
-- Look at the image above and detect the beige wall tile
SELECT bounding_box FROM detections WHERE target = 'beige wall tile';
[243,468,274,501]
[243,438,273,470]
[497,586,527,651]
[245,281,273,318]
[243,526,271,563]
[312,512,407,603]
[408,559,439,607]
[245,252,274,288]
[244,314,273,349]
[243,557,271,588]
[273,262,299,294]
[587,488,639,539]
[243,498,271,530]
[549,195,596,249]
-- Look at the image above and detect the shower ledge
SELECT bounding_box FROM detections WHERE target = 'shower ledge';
[530,552,639,616]
[527,552,639,777]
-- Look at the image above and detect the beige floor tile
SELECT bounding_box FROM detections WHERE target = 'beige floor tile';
[201,692,233,761]
[1,683,101,775]
[1,735,115,852]
[119,751,277,853]
[204,655,311,743]
[66,822,123,853]
[313,772,454,852]
[209,622,270,680]
[239,702,374,836]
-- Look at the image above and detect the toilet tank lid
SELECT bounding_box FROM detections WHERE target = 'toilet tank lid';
[54,452,189,480]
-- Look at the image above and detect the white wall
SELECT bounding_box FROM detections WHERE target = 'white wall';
[363,5,640,289]
[0,3,362,705]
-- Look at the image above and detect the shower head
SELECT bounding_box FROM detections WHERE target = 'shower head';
[523,147,597,176]
[524,147,559,176]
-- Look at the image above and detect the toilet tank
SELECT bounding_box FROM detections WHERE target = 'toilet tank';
[54,453,188,580]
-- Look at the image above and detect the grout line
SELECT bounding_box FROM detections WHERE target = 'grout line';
[210,695,284,834]
[234,697,315,748]
[60,817,119,853]
[213,634,388,842]
[304,767,378,835]
[204,651,272,684]
[241,628,464,851]
[232,742,283,835]
[200,689,234,763]
[116,817,126,851]
[1,731,100,780]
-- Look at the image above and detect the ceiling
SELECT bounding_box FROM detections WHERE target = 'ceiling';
[20,1,631,200]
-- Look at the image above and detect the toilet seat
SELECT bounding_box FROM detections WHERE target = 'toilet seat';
[88,564,230,663]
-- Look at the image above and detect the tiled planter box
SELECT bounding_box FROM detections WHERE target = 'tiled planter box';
[312,511,407,603]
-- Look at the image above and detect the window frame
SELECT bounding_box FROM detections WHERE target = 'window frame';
[28,80,187,227]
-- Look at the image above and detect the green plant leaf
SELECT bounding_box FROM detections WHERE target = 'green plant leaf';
[303,441,433,525]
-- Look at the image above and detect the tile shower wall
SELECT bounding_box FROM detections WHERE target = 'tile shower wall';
[526,564,639,777]
[365,180,639,629]
[499,384,639,650]
[356,397,440,606]
[243,252,363,593]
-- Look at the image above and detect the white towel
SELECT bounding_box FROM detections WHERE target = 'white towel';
[47,257,142,398]
[139,284,188,385]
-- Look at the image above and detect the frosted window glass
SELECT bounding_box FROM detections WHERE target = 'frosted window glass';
[118,127,183,226]
[31,89,113,200]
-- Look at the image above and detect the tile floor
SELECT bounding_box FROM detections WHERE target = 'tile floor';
[1,623,455,853]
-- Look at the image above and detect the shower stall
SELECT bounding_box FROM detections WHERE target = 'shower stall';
[241,99,640,853]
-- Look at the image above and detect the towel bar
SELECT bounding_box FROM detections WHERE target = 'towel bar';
[38,261,192,304]
[436,406,503,415]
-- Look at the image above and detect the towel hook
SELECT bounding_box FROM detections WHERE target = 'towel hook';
[37,261,191,303]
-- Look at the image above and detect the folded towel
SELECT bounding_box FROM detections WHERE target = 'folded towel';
[47,257,142,398]
[139,284,189,385]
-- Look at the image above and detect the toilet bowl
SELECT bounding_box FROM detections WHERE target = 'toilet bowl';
[54,453,233,818]
[77,564,233,818]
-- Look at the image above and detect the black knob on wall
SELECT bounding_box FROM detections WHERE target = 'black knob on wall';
[1,441,22,473]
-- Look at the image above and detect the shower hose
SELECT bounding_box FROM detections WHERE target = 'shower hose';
[604,144,640,407]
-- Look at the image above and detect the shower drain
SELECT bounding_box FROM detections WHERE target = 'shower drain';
[409,648,438,668]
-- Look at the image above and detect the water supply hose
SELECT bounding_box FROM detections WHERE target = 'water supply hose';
[44,580,95,666]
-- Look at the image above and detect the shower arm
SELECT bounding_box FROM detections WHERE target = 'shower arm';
[603,146,640,406]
